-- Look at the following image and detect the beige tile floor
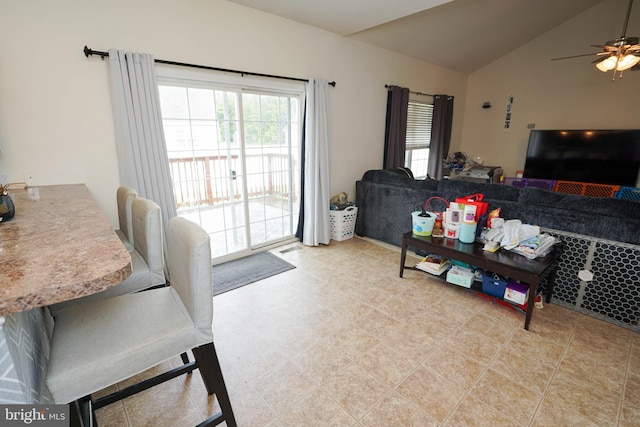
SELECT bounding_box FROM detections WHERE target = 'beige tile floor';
[95,237,640,427]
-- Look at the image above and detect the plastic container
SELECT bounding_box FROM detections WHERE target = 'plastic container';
[444,223,459,239]
[459,222,477,243]
[463,205,477,223]
[432,216,444,237]
[412,211,435,236]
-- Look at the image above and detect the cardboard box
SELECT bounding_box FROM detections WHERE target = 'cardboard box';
[446,266,474,288]
[504,282,529,305]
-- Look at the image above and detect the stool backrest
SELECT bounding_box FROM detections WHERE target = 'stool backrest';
[116,186,137,246]
[131,198,164,274]
[167,217,213,345]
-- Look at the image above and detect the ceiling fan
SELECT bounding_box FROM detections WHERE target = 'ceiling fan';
[552,0,640,81]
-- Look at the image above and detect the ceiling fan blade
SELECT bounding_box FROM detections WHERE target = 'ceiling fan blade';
[551,53,599,61]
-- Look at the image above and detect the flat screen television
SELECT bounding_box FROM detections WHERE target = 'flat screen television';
[523,129,640,187]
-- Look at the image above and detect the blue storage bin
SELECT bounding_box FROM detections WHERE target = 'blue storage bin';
[482,274,508,298]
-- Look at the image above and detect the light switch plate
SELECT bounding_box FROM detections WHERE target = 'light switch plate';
[24,170,38,187]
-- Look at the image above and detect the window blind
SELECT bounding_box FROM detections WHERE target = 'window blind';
[406,101,433,149]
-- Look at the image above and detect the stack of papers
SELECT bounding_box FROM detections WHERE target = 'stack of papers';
[416,255,451,275]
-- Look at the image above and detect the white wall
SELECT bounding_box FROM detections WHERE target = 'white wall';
[0,0,467,227]
[461,0,640,178]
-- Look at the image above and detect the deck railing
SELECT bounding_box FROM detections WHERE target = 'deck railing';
[169,153,298,209]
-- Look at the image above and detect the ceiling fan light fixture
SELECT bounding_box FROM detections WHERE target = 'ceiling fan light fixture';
[617,53,640,70]
[596,55,619,72]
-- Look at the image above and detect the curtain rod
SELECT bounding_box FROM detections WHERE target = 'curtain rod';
[84,46,336,87]
[384,84,433,97]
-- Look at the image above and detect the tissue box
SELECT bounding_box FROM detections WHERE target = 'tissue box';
[504,282,529,305]
[446,266,474,288]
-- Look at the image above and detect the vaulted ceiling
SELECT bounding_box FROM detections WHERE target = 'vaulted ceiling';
[225,0,606,73]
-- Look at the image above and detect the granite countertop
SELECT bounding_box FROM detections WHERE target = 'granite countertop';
[0,184,132,316]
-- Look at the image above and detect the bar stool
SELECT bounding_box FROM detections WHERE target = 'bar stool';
[115,186,137,251]
[46,217,236,426]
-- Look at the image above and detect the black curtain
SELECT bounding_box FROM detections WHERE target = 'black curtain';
[428,95,454,179]
[383,86,410,169]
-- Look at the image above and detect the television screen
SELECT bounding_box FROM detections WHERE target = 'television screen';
[523,129,640,187]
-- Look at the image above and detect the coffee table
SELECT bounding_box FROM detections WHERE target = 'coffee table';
[400,232,563,330]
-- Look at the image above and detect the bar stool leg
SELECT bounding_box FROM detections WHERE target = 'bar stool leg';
[192,343,237,427]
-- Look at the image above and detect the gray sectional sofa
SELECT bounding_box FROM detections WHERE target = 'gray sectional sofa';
[355,169,640,331]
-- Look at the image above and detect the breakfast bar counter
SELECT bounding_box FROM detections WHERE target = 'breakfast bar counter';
[0,184,131,315]
[0,184,132,403]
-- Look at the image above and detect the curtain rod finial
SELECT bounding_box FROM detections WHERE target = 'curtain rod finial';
[329,81,336,87]
[84,45,107,60]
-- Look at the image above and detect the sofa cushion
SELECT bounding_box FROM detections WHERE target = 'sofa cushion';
[361,169,415,186]
[516,188,640,244]
[360,169,440,190]
[355,179,439,246]
[519,187,640,219]
[412,179,440,191]
[437,179,520,202]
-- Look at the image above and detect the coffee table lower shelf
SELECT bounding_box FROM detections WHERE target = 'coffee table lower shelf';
[400,232,563,330]
[408,265,533,313]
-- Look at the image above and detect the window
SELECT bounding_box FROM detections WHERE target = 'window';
[404,99,434,179]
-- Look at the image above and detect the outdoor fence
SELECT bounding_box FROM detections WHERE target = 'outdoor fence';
[169,153,298,209]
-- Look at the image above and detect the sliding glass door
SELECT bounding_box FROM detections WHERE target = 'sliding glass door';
[158,81,303,261]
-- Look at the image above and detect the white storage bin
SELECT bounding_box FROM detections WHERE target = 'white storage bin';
[329,206,358,241]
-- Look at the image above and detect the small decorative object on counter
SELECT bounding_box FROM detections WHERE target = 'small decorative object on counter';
[0,184,15,222]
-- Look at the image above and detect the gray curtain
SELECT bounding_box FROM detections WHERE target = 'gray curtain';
[383,86,410,169]
[107,50,177,256]
[428,95,454,179]
[300,78,331,246]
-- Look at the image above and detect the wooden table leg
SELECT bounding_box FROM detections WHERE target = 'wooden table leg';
[544,266,558,304]
[524,281,538,330]
[400,235,408,278]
